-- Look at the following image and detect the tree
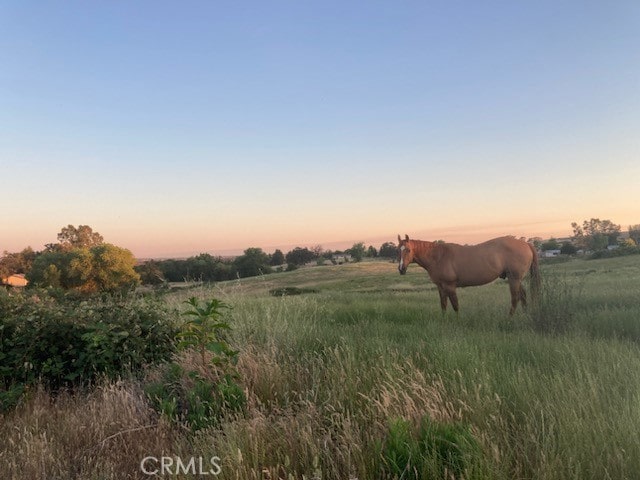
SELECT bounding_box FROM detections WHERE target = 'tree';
[629,225,640,245]
[135,260,165,285]
[572,218,621,251]
[270,249,285,266]
[527,237,543,249]
[540,238,560,251]
[285,247,316,267]
[366,245,378,258]
[0,247,36,277]
[56,224,104,250]
[379,242,397,259]
[84,244,140,293]
[348,242,366,262]
[28,244,140,293]
[234,248,272,278]
[560,241,577,255]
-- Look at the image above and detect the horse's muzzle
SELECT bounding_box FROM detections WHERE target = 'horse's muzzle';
[398,266,407,275]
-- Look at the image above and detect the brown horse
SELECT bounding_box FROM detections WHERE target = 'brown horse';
[397,234,540,315]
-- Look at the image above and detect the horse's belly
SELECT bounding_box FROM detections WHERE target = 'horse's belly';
[456,273,499,288]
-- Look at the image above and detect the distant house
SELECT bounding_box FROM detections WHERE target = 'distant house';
[543,249,561,258]
[1,273,28,288]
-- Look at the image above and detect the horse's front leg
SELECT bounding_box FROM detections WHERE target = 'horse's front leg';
[440,283,459,314]
[437,285,448,313]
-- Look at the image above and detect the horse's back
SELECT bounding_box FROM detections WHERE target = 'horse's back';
[447,236,533,286]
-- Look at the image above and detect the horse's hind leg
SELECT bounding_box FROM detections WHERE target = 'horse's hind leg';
[448,290,459,313]
[519,287,527,309]
[508,278,523,315]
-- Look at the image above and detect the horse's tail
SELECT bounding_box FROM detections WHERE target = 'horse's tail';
[528,242,541,301]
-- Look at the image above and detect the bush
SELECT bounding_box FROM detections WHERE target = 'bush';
[144,360,245,430]
[144,297,245,430]
[0,290,178,409]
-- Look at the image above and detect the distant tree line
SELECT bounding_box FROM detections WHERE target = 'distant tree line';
[532,218,640,259]
[2,225,407,291]
[137,241,401,285]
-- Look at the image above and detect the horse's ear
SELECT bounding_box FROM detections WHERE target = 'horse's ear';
[397,234,402,244]
[405,234,410,241]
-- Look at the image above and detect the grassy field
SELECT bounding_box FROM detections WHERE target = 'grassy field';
[3,255,640,479]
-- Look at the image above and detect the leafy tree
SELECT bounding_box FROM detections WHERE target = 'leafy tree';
[367,245,378,257]
[155,256,234,283]
[540,238,560,251]
[82,244,140,293]
[560,241,577,255]
[56,224,104,250]
[234,248,272,278]
[629,225,640,246]
[28,244,140,293]
[527,237,543,249]
[270,249,285,266]
[348,242,366,262]
[572,218,621,251]
[1,248,36,281]
[285,247,316,267]
[135,260,166,285]
[379,242,397,259]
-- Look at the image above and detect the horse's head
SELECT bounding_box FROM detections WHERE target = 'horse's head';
[397,234,413,275]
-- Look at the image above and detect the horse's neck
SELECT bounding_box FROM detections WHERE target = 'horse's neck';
[413,241,440,269]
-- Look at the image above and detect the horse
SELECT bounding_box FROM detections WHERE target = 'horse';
[397,234,540,315]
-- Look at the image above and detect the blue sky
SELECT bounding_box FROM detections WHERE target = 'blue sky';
[1,1,639,257]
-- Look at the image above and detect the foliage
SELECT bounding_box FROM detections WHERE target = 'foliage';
[380,417,483,479]
[285,247,317,267]
[179,297,236,368]
[629,224,640,245]
[28,244,140,293]
[234,247,272,278]
[0,247,36,278]
[589,245,640,259]
[571,218,621,250]
[270,249,285,266]
[144,297,245,430]
[144,360,245,430]
[55,224,104,250]
[156,254,234,283]
[0,291,177,409]
[347,242,366,262]
[135,260,165,285]
[379,241,398,259]
[541,238,560,251]
[560,241,577,255]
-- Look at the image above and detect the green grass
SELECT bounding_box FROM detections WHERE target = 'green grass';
[3,255,640,479]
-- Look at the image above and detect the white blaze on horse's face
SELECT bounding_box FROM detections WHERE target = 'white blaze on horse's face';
[398,245,409,275]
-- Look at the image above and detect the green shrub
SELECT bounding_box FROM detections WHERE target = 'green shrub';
[0,291,178,408]
[144,297,245,430]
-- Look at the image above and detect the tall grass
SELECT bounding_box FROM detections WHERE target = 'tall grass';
[2,257,640,479]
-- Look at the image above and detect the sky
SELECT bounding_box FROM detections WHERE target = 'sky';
[1,1,639,258]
